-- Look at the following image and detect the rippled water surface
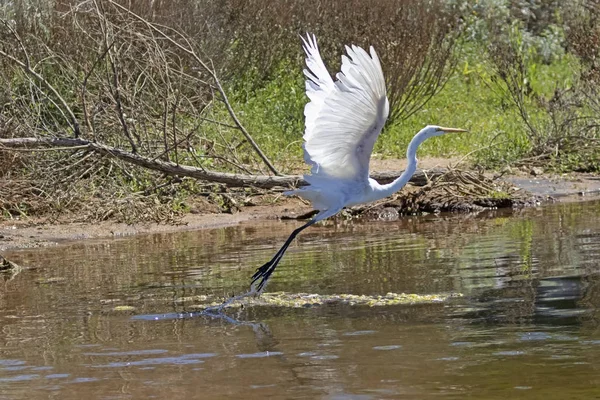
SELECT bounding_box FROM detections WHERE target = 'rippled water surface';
[2,200,600,399]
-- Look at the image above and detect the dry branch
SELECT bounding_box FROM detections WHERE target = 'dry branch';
[0,20,81,138]
[0,137,440,189]
[107,0,279,175]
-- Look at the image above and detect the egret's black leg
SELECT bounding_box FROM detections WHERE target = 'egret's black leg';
[251,220,315,293]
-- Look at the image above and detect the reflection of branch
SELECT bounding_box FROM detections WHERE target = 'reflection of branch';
[107,0,280,176]
[0,136,440,189]
[0,19,81,138]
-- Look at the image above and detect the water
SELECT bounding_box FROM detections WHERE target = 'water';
[1,200,600,399]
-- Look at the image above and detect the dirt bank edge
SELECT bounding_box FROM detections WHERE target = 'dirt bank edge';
[1,170,599,252]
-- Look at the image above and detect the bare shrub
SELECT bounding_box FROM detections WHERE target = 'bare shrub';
[564,0,600,84]
[485,7,600,171]
[203,0,463,124]
[0,0,278,221]
[64,0,462,125]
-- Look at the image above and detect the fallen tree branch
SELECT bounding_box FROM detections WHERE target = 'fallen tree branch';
[0,137,443,189]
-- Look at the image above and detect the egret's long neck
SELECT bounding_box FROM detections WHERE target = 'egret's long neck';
[375,130,427,199]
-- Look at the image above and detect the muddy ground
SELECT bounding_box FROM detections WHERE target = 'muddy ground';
[1,158,599,252]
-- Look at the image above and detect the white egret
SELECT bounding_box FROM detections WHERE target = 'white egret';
[251,34,466,293]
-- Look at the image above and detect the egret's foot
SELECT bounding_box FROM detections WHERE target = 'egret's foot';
[249,220,314,294]
[251,258,278,294]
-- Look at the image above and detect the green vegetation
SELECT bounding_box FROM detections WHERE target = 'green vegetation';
[224,52,533,166]
[205,44,587,172]
[0,0,598,221]
[222,3,598,171]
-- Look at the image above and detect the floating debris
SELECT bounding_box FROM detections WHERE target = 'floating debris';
[112,305,137,312]
[0,254,21,272]
[0,254,23,281]
[34,277,67,285]
[194,291,463,310]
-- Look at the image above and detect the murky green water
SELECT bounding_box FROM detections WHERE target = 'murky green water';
[1,200,600,399]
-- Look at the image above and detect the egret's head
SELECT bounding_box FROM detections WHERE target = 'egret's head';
[424,125,468,138]
[406,125,468,164]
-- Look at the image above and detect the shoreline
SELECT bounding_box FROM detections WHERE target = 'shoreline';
[1,169,599,253]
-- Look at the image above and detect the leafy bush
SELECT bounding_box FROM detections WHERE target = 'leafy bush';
[475,0,600,171]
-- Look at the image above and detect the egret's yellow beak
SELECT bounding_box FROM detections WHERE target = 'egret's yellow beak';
[437,127,468,133]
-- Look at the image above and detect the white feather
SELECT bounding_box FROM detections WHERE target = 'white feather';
[288,34,389,211]
[301,35,389,183]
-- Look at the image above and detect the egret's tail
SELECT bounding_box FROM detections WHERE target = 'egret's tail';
[285,174,344,211]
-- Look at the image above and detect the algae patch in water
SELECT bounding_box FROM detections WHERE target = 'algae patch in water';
[195,291,463,309]
[112,305,137,312]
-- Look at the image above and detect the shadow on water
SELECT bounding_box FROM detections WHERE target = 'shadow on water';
[1,200,600,399]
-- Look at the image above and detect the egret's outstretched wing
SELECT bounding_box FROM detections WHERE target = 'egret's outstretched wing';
[302,34,389,181]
